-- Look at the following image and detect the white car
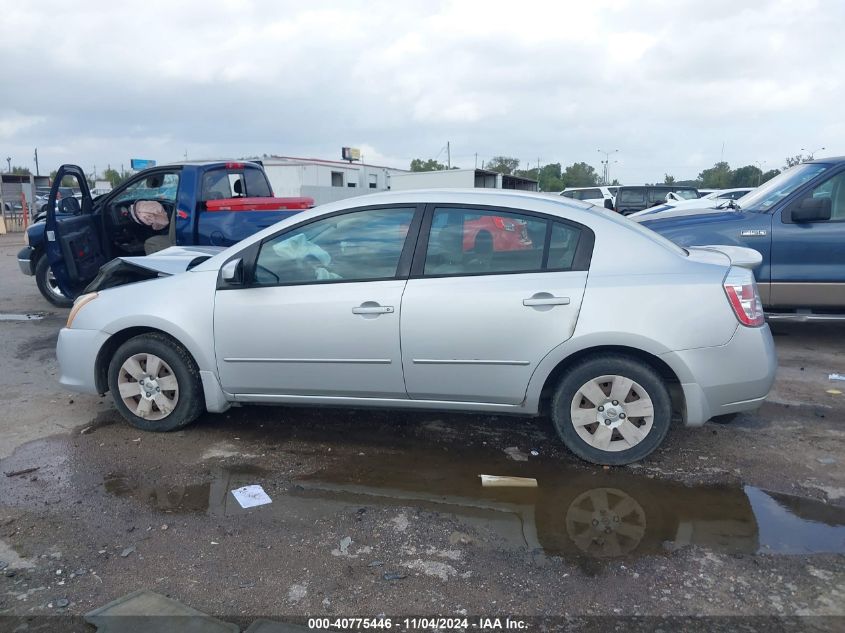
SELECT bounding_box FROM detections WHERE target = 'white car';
[559,186,617,208]
[56,189,776,465]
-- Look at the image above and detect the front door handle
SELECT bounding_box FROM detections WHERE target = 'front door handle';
[523,295,570,307]
[352,304,394,315]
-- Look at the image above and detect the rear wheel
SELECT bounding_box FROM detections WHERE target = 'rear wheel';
[35,255,73,308]
[551,355,672,465]
[107,333,204,432]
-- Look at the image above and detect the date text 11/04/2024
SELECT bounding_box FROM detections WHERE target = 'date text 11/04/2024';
[307,618,529,630]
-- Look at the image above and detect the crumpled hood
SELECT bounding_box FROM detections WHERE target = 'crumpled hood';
[116,245,226,275]
[84,246,226,293]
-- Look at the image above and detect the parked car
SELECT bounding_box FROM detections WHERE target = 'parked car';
[56,189,776,465]
[638,158,845,320]
[614,185,700,215]
[559,186,617,208]
[631,188,757,219]
[18,162,313,307]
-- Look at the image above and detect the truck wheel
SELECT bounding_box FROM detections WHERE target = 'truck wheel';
[107,333,205,432]
[551,355,672,465]
[35,255,73,308]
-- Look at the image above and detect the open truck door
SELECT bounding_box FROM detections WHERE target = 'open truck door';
[45,165,105,299]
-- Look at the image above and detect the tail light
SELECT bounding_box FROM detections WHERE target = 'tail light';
[723,267,764,327]
[493,217,516,231]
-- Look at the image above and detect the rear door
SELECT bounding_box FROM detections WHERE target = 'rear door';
[45,165,104,297]
[400,205,594,404]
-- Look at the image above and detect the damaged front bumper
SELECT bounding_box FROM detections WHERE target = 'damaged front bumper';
[17,246,34,275]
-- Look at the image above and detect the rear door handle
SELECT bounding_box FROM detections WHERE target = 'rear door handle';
[352,305,394,315]
[522,296,570,307]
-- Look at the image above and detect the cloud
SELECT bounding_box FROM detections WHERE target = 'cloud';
[0,0,841,181]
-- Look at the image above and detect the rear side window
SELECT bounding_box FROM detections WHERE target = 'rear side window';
[579,188,602,199]
[201,168,272,201]
[648,188,669,203]
[423,207,588,276]
[244,169,272,197]
[547,222,582,270]
[618,188,646,204]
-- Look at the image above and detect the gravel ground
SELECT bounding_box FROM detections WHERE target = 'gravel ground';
[0,234,843,631]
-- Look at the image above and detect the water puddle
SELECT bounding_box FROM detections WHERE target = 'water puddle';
[101,448,845,560]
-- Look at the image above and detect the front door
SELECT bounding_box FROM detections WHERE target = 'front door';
[214,206,419,397]
[45,165,103,297]
[401,206,591,405]
[770,168,845,308]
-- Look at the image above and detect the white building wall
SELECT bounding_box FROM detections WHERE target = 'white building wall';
[262,159,406,206]
[389,169,477,191]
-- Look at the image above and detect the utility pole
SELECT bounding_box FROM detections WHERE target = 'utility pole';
[446,142,451,169]
[474,153,478,169]
[5,157,10,173]
[34,148,39,176]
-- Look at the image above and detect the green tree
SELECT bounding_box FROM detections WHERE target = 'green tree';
[11,165,31,175]
[760,169,780,184]
[698,161,732,189]
[783,154,814,170]
[731,165,763,188]
[485,156,520,175]
[102,167,129,188]
[663,173,675,185]
[561,162,599,187]
[410,158,448,172]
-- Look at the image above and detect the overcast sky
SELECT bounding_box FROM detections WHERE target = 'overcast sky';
[0,0,841,183]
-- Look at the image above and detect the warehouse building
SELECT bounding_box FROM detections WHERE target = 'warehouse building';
[260,155,407,206]
[389,168,538,191]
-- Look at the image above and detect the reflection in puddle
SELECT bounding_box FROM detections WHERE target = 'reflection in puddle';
[103,449,845,560]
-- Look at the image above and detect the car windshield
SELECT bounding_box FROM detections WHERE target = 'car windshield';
[738,163,829,212]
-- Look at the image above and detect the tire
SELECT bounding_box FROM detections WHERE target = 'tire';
[551,354,672,465]
[35,255,73,308]
[107,333,204,432]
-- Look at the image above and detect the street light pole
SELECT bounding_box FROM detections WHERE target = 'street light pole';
[800,146,825,160]
[754,161,766,186]
[5,157,10,173]
[597,149,619,185]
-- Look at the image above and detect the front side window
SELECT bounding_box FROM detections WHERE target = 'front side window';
[424,207,583,276]
[788,171,845,221]
[254,207,415,285]
[113,172,180,204]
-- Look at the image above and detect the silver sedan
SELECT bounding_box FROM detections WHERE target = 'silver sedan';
[56,190,777,465]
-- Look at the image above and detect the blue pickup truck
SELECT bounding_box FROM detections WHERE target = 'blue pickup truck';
[637,157,845,321]
[18,162,312,306]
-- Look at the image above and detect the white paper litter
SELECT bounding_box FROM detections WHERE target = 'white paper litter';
[479,474,538,488]
[231,484,272,508]
[829,373,845,381]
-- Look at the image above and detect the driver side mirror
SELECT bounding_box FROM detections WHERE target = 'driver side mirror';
[60,196,81,215]
[221,258,243,284]
[787,196,832,223]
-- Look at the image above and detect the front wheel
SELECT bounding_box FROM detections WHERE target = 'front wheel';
[107,333,205,432]
[551,355,672,465]
[35,255,73,308]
